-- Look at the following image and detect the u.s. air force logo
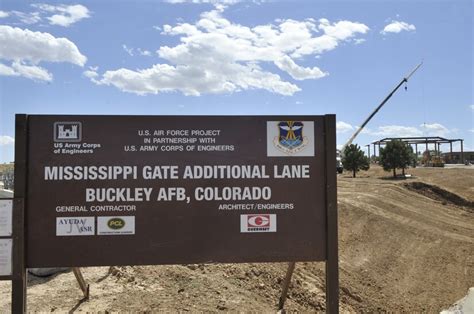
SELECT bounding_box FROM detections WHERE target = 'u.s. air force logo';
[267,121,315,157]
[275,121,308,154]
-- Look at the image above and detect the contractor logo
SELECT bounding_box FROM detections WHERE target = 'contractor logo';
[240,214,277,233]
[56,217,95,236]
[54,122,82,142]
[267,121,314,157]
[98,216,135,235]
[107,217,125,230]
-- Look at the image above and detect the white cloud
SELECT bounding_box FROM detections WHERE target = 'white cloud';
[0,25,86,81]
[367,125,423,137]
[98,62,300,96]
[469,105,474,110]
[11,11,42,24]
[0,62,52,81]
[165,0,241,3]
[420,123,451,137]
[83,66,100,84]
[363,123,453,138]
[354,38,366,45]
[381,126,421,137]
[12,62,52,81]
[0,136,14,146]
[83,69,98,79]
[164,0,266,4]
[336,121,354,134]
[319,18,369,40]
[274,55,327,80]
[88,9,368,96]
[32,4,90,27]
[122,44,134,56]
[122,45,152,57]
[290,19,369,58]
[0,63,16,76]
[6,4,90,27]
[138,49,152,56]
[0,26,86,65]
[164,0,246,12]
[381,20,416,34]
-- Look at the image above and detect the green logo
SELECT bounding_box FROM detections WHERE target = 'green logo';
[108,218,125,230]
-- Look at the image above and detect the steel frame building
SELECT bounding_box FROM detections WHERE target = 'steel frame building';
[366,136,465,163]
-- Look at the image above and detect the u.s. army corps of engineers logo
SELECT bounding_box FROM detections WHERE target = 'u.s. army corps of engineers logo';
[267,121,315,157]
[54,122,82,142]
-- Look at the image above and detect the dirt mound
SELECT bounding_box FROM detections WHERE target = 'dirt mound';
[0,263,348,312]
[338,176,474,312]
[104,263,339,312]
[404,181,474,211]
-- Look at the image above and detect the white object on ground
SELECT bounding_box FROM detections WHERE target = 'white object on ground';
[28,268,70,277]
[441,287,474,314]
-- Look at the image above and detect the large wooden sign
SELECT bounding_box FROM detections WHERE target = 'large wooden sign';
[24,115,334,266]
[6,114,338,313]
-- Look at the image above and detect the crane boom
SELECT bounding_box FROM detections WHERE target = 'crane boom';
[341,62,423,153]
[285,62,424,299]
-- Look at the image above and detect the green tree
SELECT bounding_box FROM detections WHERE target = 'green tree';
[341,144,370,178]
[379,140,413,177]
[400,145,415,175]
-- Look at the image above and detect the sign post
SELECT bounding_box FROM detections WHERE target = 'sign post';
[324,115,339,313]
[7,114,338,312]
[13,114,28,313]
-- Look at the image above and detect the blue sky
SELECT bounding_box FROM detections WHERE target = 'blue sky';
[0,0,473,163]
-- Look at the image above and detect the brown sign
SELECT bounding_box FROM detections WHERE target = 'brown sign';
[24,115,335,267]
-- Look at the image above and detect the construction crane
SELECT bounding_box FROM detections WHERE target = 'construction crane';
[280,62,424,311]
[340,62,423,155]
